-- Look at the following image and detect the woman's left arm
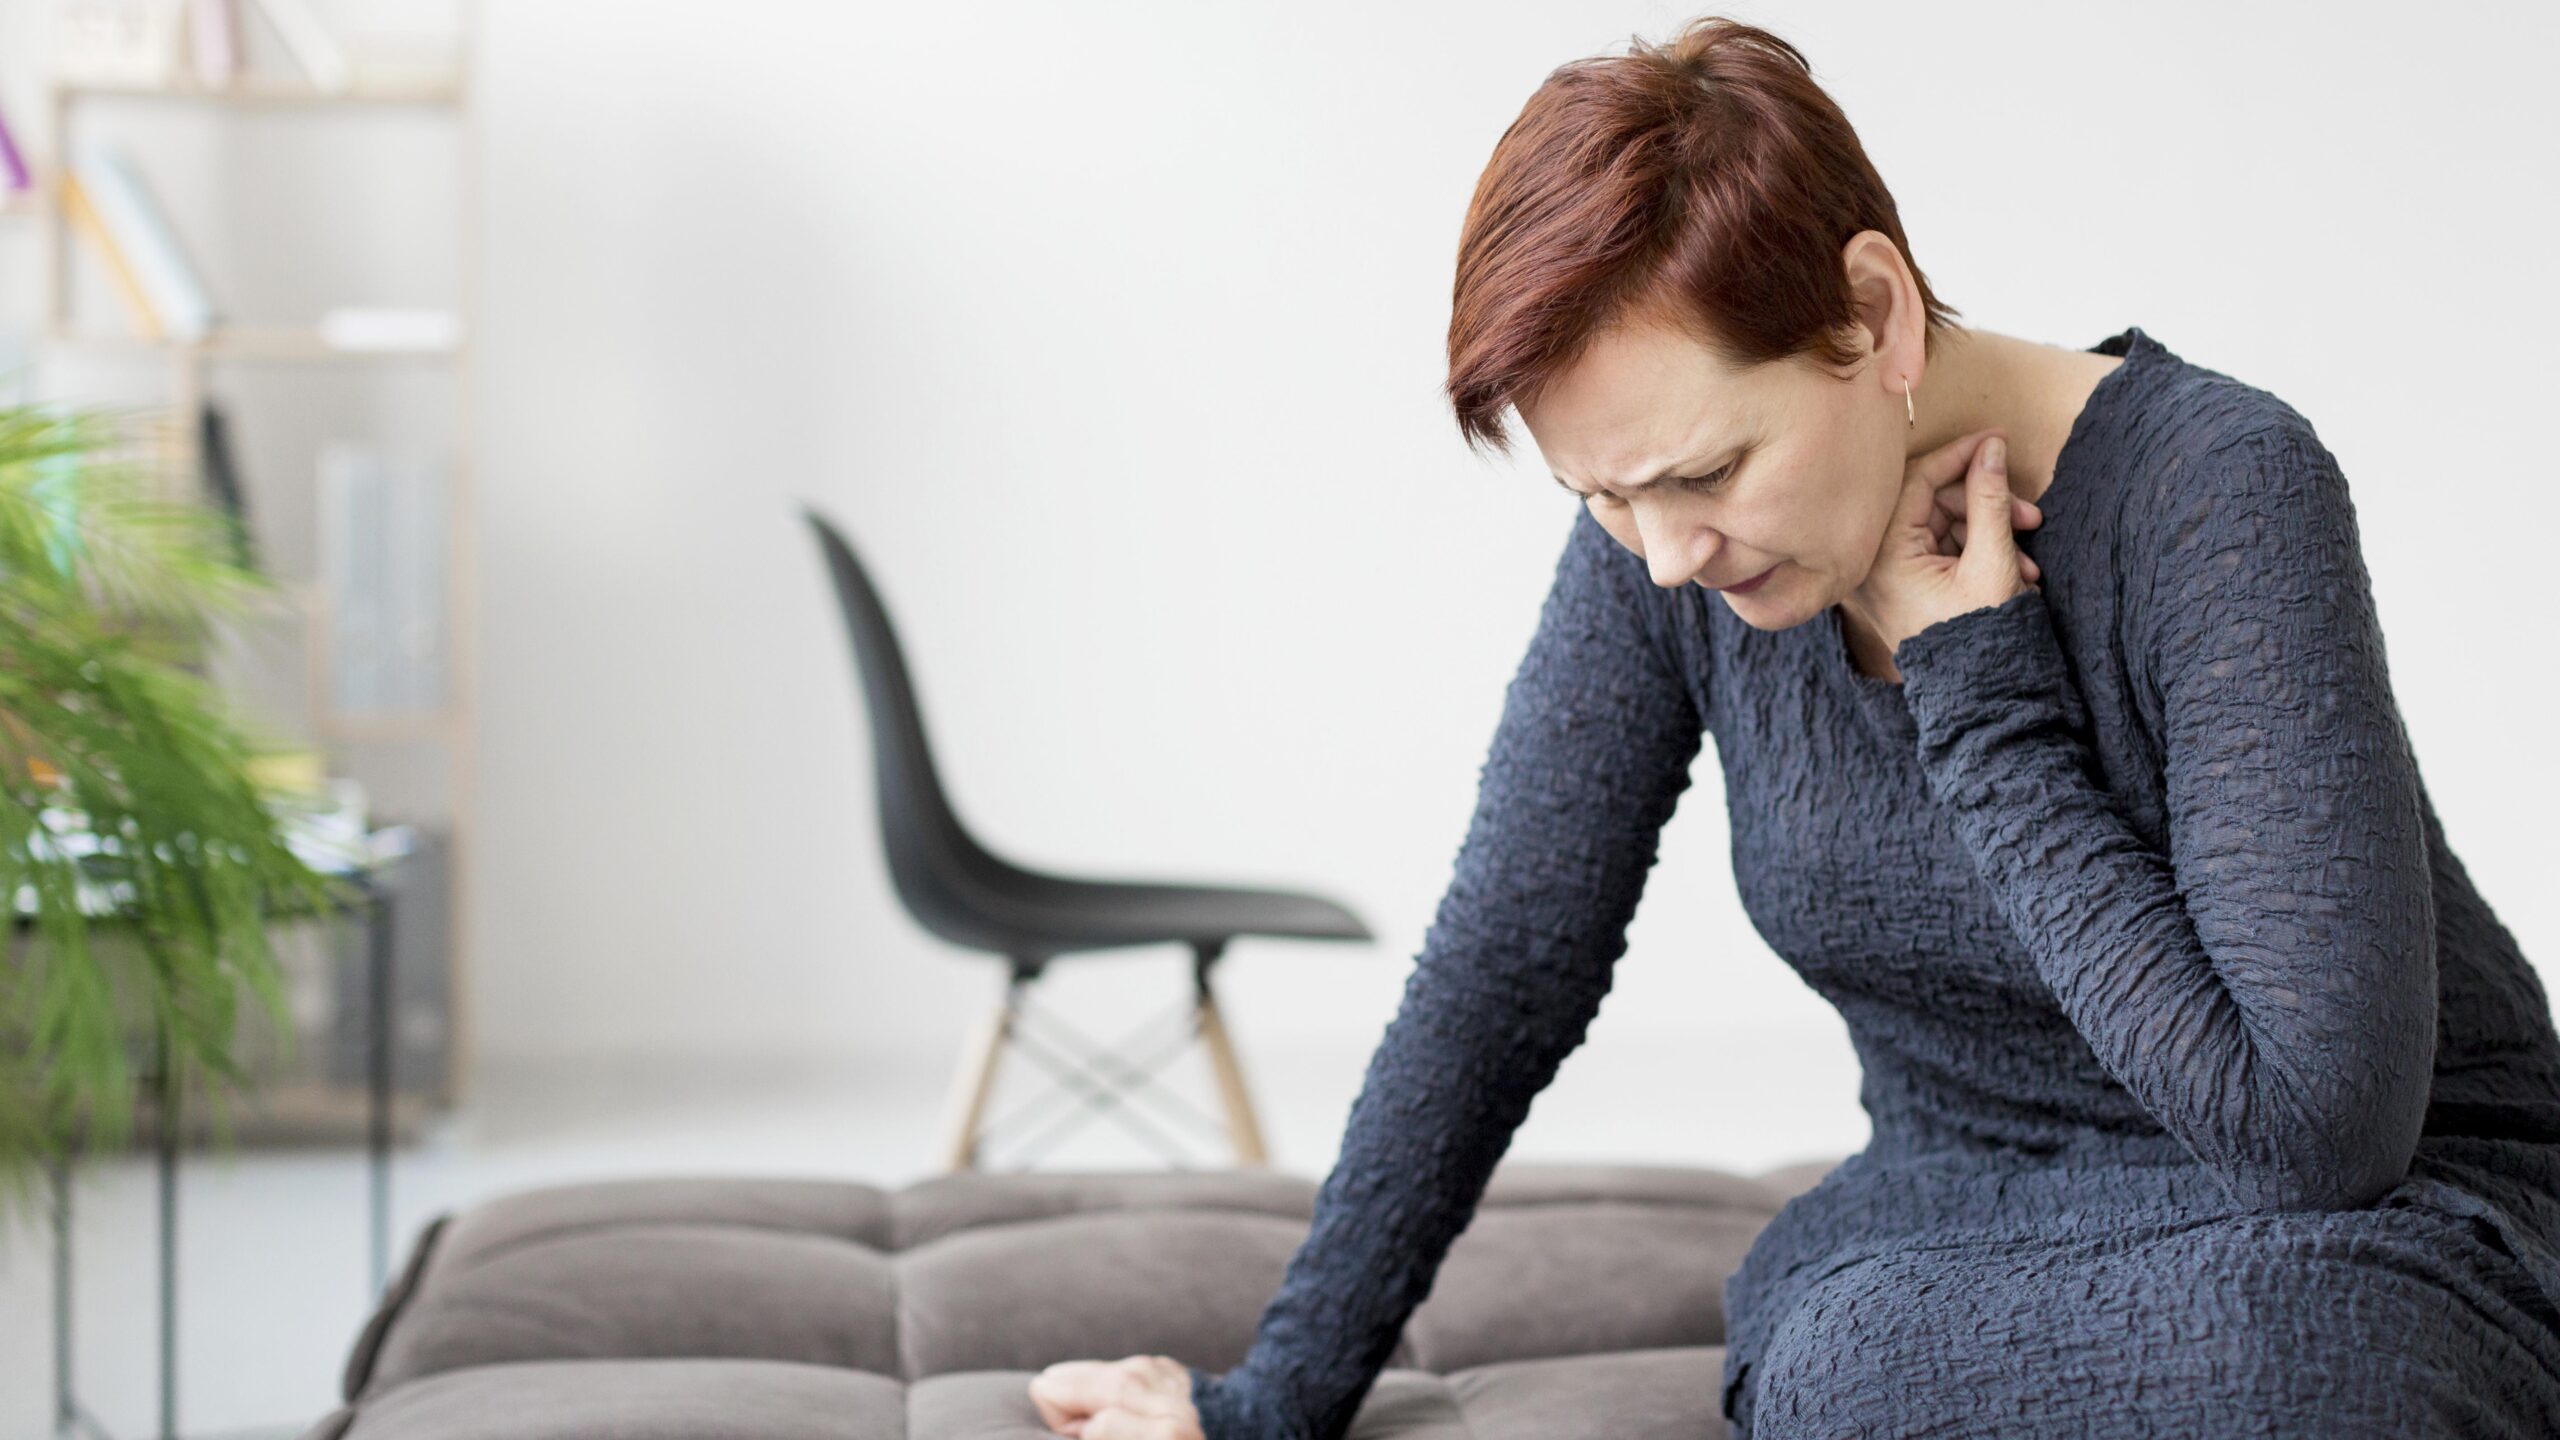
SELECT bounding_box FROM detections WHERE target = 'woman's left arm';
[1893,421,2436,1215]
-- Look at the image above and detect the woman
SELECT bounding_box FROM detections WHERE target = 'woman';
[1031,15,2560,1438]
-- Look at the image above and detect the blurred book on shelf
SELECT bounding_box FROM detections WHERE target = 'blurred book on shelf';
[248,0,352,91]
[66,139,217,338]
[0,96,30,193]
[319,439,450,715]
[185,0,241,88]
[56,169,167,337]
[57,0,186,87]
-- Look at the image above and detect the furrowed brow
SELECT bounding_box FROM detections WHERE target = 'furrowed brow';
[1551,438,1742,496]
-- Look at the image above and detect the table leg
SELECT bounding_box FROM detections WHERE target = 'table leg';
[367,878,394,1299]
[52,1152,70,1440]
[156,1031,177,1440]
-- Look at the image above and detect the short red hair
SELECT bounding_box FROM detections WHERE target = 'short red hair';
[1445,15,1964,458]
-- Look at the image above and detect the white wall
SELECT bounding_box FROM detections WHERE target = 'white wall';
[9,0,2559,1173]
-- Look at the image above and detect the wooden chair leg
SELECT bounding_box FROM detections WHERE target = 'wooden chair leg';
[1192,949,1269,1168]
[939,973,1022,1172]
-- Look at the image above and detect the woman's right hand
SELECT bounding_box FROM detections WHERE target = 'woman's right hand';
[1029,1355,1207,1440]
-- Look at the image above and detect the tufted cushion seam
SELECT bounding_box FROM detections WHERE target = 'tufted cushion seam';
[889,1195,1325,1251]
[436,1216,887,1281]
[1441,1373,1487,1440]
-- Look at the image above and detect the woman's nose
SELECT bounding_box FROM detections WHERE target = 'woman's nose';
[1636,507,1718,588]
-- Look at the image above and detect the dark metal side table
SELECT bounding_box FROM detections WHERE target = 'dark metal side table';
[39,859,401,1440]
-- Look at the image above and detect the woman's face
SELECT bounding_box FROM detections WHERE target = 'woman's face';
[1516,318,1905,628]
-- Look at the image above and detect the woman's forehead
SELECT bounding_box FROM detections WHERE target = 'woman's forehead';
[1530,349,1768,483]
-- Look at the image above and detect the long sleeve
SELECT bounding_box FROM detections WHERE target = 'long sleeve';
[1186,507,1707,1440]
[1890,419,2437,1215]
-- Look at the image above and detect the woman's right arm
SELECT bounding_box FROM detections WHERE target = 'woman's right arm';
[1185,506,1710,1440]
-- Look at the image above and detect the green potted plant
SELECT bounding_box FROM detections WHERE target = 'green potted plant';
[0,394,361,1227]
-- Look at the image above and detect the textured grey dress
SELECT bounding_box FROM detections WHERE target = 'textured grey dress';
[1184,326,2560,1438]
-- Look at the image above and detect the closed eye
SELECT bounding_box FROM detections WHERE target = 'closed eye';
[1578,458,1738,505]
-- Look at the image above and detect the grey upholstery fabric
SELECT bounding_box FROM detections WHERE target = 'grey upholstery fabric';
[297,1157,1838,1439]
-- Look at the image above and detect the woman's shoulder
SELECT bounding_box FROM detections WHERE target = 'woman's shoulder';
[2099,341,2378,673]
[2114,335,2324,482]
[2100,336,2349,551]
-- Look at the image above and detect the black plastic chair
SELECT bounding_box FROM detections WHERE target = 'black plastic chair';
[801,504,1372,1172]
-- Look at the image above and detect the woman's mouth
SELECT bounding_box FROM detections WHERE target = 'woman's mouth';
[1711,564,1777,594]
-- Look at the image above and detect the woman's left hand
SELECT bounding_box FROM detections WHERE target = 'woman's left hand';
[1851,428,2043,659]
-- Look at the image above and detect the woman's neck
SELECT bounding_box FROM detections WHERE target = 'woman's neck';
[1916,327,2123,507]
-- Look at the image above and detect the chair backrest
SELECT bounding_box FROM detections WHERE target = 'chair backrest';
[800,504,1021,954]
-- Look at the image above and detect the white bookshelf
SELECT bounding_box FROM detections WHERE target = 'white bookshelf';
[2,5,482,1136]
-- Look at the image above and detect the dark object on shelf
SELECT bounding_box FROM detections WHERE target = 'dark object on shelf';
[195,399,257,574]
[800,504,1372,1173]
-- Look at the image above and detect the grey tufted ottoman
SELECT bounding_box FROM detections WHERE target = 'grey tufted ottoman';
[296,1155,1843,1439]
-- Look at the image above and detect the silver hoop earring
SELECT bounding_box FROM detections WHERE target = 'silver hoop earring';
[1904,377,1916,429]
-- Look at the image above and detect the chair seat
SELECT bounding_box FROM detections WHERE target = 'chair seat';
[971,865,1373,953]
[300,1157,1842,1439]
